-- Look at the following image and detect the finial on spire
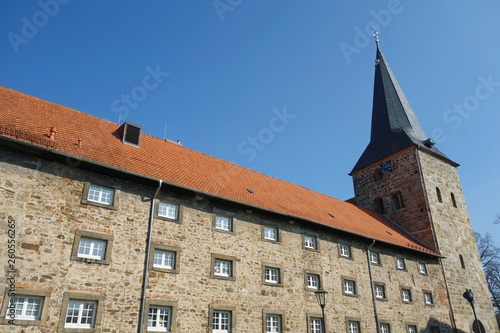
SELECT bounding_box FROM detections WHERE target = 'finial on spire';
[371,26,379,44]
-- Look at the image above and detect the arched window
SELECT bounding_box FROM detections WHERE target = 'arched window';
[373,168,382,182]
[450,192,457,208]
[436,187,442,203]
[390,192,404,211]
[472,320,485,333]
[459,254,465,269]
[374,197,385,214]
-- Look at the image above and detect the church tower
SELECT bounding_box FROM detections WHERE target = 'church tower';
[351,44,499,333]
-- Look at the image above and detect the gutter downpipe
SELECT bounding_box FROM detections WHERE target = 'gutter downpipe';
[138,179,163,333]
[367,239,380,333]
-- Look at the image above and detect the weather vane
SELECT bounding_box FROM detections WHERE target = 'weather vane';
[372,26,379,44]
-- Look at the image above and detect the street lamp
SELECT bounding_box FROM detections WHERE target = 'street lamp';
[315,288,328,333]
[463,289,482,333]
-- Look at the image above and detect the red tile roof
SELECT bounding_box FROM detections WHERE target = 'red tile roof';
[0,86,438,255]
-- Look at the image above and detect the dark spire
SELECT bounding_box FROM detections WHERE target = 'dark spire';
[351,45,456,174]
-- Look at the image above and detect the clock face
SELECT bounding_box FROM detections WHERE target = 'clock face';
[380,160,392,175]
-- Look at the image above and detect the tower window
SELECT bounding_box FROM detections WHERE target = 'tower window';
[374,197,385,214]
[459,254,465,269]
[373,168,383,182]
[390,191,404,211]
[450,192,457,208]
[436,187,442,203]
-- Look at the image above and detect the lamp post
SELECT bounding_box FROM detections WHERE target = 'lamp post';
[315,288,328,333]
[463,289,482,333]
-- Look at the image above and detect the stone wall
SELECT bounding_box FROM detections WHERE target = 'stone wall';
[0,146,460,332]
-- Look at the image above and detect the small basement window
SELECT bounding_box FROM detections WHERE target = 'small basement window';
[118,122,142,147]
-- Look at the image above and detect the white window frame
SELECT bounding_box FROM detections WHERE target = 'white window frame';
[77,237,107,260]
[340,244,351,258]
[396,258,406,270]
[153,249,175,270]
[310,317,323,333]
[158,202,178,220]
[370,252,380,264]
[418,263,427,274]
[212,310,231,333]
[87,185,114,205]
[424,292,433,304]
[304,236,317,250]
[215,215,232,231]
[264,226,278,241]
[307,274,320,290]
[266,314,281,333]
[147,306,172,332]
[214,259,232,278]
[64,300,97,328]
[348,321,360,333]
[402,289,412,302]
[6,296,43,320]
[380,323,390,333]
[375,285,385,299]
[408,325,417,333]
[265,267,279,284]
[343,280,355,295]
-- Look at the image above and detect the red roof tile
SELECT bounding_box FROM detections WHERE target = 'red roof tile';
[0,86,438,255]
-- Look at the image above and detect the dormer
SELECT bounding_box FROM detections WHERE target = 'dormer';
[117,122,142,147]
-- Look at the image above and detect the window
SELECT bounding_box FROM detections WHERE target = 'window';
[6,296,43,320]
[343,279,356,295]
[375,284,386,299]
[143,300,177,333]
[459,254,465,269]
[265,314,281,333]
[380,323,390,333]
[158,202,178,220]
[81,182,118,209]
[212,311,230,333]
[0,288,51,326]
[78,237,107,260]
[154,250,175,270]
[303,235,318,251]
[211,254,236,281]
[407,325,417,333]
[396,258,406,270]
[310,317,323,333]
[148,306,171,332]
[263,226,278,242]
[149,244,181,274]
[451,192,457,208]
[390,191,404,211]
[374,197,385,214]
[370,252,380,264]
[214,260,232,277]
[58,292,104,333]
[339,244,351,258]
[64,300,97,328]
[348,321,360,333]
[265,267,279,284]
[418,262,427,275]
[71,230,114,265]
[401,288,412,302]
[424,292,434,305]
[262,263,283,287]
[373,168,382,182]
[215,215,232,232]
[307,274,320,290]
[436,187,442,203]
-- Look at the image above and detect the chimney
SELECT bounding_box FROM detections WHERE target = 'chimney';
[49,127,57,140]
[77,139,82,148]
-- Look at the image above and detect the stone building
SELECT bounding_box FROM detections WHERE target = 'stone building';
[0,45,498,333]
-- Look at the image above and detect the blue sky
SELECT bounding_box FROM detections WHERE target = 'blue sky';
[2,1,499,246]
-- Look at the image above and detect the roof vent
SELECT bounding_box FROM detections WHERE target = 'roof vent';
[423,138,435,148]
[117,122,142,147]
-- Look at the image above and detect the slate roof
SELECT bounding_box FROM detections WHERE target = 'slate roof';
[0,85,438,255]
[351,45,457,174]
